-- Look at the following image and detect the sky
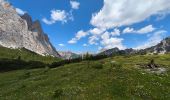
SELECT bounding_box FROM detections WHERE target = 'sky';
[8,0,170,53]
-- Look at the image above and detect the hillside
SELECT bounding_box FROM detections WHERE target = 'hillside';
[0,46,60,64]
[0,54,169,99]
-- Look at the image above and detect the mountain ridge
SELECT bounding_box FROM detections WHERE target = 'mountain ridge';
[99,37,170,56]
[0,1,60,57]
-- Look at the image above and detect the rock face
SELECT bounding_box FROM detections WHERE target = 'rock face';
[99,47,137,56]
[144,37,170,54]
[99,47,119,56]
[58,51,80,59]
[0,0,60,57]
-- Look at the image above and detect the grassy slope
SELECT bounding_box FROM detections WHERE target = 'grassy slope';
[0,47,60,64]
[0,54,170,99]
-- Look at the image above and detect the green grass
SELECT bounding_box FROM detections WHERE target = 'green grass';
[0,54,170,99]
[0,47,61,64]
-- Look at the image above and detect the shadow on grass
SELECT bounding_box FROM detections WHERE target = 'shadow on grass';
[0,58,47,72]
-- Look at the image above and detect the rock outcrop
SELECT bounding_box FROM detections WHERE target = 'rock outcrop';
[58,51,80,59]
[99,37,170,56]
[144,37,170,54]
[0,0,60,57]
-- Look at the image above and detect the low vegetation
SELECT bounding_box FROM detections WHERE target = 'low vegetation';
[0,47,61,64]
[0,51,170,99]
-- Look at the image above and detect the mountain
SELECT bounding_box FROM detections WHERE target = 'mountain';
[0,0,60,57]
[142,37,170,54]
[58,51,80,59]
[99,47,119,56]
[99,47,136,56]
[99,37,170,56]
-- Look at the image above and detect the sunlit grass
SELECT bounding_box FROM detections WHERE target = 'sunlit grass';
[0,54,170,99]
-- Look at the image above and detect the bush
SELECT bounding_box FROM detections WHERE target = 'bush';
[111,63,122,68]
[53,88,63,98]
[91,62,103,69]
[0,58,47,72]
[43,66,50,73]
[19,71,31,79]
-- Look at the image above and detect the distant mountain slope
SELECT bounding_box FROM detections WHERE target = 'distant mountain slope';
[99,36,170,56]
[58,51,80,59]
[143,37,170,54]
[0,0,60,57]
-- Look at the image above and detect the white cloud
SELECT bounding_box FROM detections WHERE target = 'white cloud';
[89,28,105,35]
[88,35,99,45]
[68,30,89,44]
[135,30,167,49]
[101,32,110,40]
[68,38,77,44]
[123,25,156,34]
[16,8,26,15]
[42,18,54,25]
[58,44,65,47]
[42,10,71,25]
[137,25,156,34]
[70,1,80,10]
[91,0,170,29]
[68,27,124,49]
[123,27,135,33]
[83,44,88,47]
[100,32,125,50]
[111,28,120,36]
[101,37,125,50]
[76,30,88,39]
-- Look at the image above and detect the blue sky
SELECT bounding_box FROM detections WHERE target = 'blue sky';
[8,0,170,53]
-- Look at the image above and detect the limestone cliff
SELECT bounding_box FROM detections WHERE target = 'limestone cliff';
[0,0,60,57]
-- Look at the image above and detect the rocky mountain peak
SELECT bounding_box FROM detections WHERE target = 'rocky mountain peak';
[0,1,60,57]
[21,13,33,30]
[99,36,170,56]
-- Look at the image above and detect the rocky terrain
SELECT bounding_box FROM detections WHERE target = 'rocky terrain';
[58,51,80,59]
[0,0,60,57]
[143,37,170,54]
[100,37,170,56]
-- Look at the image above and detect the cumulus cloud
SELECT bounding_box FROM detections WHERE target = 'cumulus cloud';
[68,27,125,49]
[70,1,80,10]
[100,32,125,50]
[89,28,105,35]
[123,25,156,34]
[135,30,167,49]
[110,28,121,36]
[16,8,26,15]
[68,30,89,44]
[68,0,170,51]
[68,38,77,44]
[58,44,65,47]
[83,44,88,47]
[42,10,72,25]
[88,35,99,45]
[91,0,170,29]
[123,27,135,33]
[137,25,156,34]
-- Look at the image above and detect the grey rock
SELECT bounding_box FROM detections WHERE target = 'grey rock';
[0,1,60,57]
[58,51,80,59]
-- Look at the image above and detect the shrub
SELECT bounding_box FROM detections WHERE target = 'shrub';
[19,71,31,79]
[53,88,63,98]
[91,62,103,69]
[111,62,122,68]
[43,66,50,73]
